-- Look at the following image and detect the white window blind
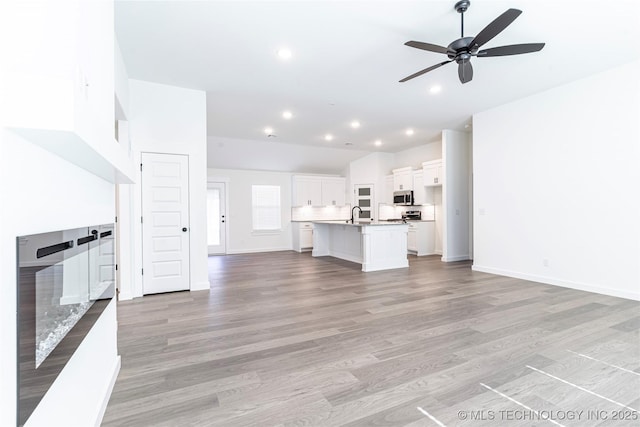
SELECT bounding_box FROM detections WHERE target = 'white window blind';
[252,185,281,231]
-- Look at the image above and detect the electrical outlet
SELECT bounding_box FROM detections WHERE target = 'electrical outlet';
[479,208,485,216]
[543,258,549,267]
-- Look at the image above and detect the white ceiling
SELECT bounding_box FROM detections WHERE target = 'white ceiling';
[115,0,640,158]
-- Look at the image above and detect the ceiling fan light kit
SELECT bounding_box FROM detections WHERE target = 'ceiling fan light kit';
[400,1,545,84]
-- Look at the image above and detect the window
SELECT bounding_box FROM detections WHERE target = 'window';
[252,185,281,231]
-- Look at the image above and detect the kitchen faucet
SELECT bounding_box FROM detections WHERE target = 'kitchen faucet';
[350,206,362,223]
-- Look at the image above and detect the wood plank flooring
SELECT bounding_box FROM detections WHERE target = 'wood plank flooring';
[103,253,640,426]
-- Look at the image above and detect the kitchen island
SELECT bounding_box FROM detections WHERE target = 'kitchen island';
[312,221,409,272]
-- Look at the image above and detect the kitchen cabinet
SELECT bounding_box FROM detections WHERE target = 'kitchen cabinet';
[292,222,313,252]
[407,221,436,256]
[292,176,345,207]
[422,160,443,186]
[392,167,413,191]
[407,226,417,252]
[412,171,425,205]
[412,171,435,206]
[385,175,394,204]
[321,178,346,206]
[293,176,322,206]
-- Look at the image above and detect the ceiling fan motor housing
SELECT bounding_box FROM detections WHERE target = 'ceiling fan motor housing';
[447,36,475,61]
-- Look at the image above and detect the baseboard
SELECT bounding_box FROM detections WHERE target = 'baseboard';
[226,247,292,255]
[441,254,471,262]
[93,355,120,427]
[364,260,409,272]
[190,281,211,292]
[412,251,437,257]
[117,291,133,301]
[472,264,640,301]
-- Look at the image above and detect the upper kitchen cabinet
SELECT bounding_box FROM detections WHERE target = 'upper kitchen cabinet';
[422,160,443,186]
[384,175,394,204]
[392,167,413,191]
[1,0,134,183]
[321,177,346,207]
[293,176,322,206]
[293,175,346,207]
[412,171,435,206]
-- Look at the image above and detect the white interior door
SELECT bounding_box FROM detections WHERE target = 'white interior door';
[141,152,190,295]
[354,184,375,220]
[207,182,226,254]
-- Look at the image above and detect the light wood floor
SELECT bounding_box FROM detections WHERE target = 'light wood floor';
[103,253,640,426]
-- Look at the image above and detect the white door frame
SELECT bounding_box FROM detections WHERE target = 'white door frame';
[208,176,230,254]
[207,181,227,255]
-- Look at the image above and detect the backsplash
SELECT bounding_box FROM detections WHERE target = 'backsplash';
[291,205,352,221]
[378,204,436,221]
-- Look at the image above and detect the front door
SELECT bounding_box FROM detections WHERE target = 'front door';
[207,182,226,254]
[141,152,190,295]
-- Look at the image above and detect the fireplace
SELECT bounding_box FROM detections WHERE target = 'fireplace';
[17,224,115,426]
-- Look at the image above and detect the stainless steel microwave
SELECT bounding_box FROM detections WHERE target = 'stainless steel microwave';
[393,190,413,205]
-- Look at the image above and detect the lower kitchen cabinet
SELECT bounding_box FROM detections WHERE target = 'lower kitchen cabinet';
[292,222,313,252]
[407,221,435,256]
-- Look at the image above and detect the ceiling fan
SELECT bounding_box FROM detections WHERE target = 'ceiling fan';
[400,0,545,84]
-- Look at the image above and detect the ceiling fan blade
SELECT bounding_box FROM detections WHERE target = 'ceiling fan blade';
[458,60,473,84]
[477,43,545,57]
[469,8,522,50]
[404,41,449,54]
[399,60,452,83]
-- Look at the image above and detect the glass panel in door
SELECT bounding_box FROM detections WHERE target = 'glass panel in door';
[207,182,226,254]
[354,184,375,221]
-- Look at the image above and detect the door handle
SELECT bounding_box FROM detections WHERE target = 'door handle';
[182,227,188,232]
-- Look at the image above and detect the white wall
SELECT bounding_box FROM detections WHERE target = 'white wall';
[348,152,395,215]
[126,79,209,298]
[114,36,130,121]
[208,136,369,174]
[208,168,293,254]
[0,131,119,426]
[473,60,640,300]
[442,129,472,262]
[392,142,442,170]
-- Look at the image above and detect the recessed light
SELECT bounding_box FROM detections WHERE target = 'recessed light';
[324,134,334,141]
[350,120,360,129]
[264,127,273,135]
[374,140,382,146]
[282,110,293,119]
[429,85,442,94]
[277,48,292,60]
[405,128,415,136]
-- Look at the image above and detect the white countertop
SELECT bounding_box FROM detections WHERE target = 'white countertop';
[312,220,409,227]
